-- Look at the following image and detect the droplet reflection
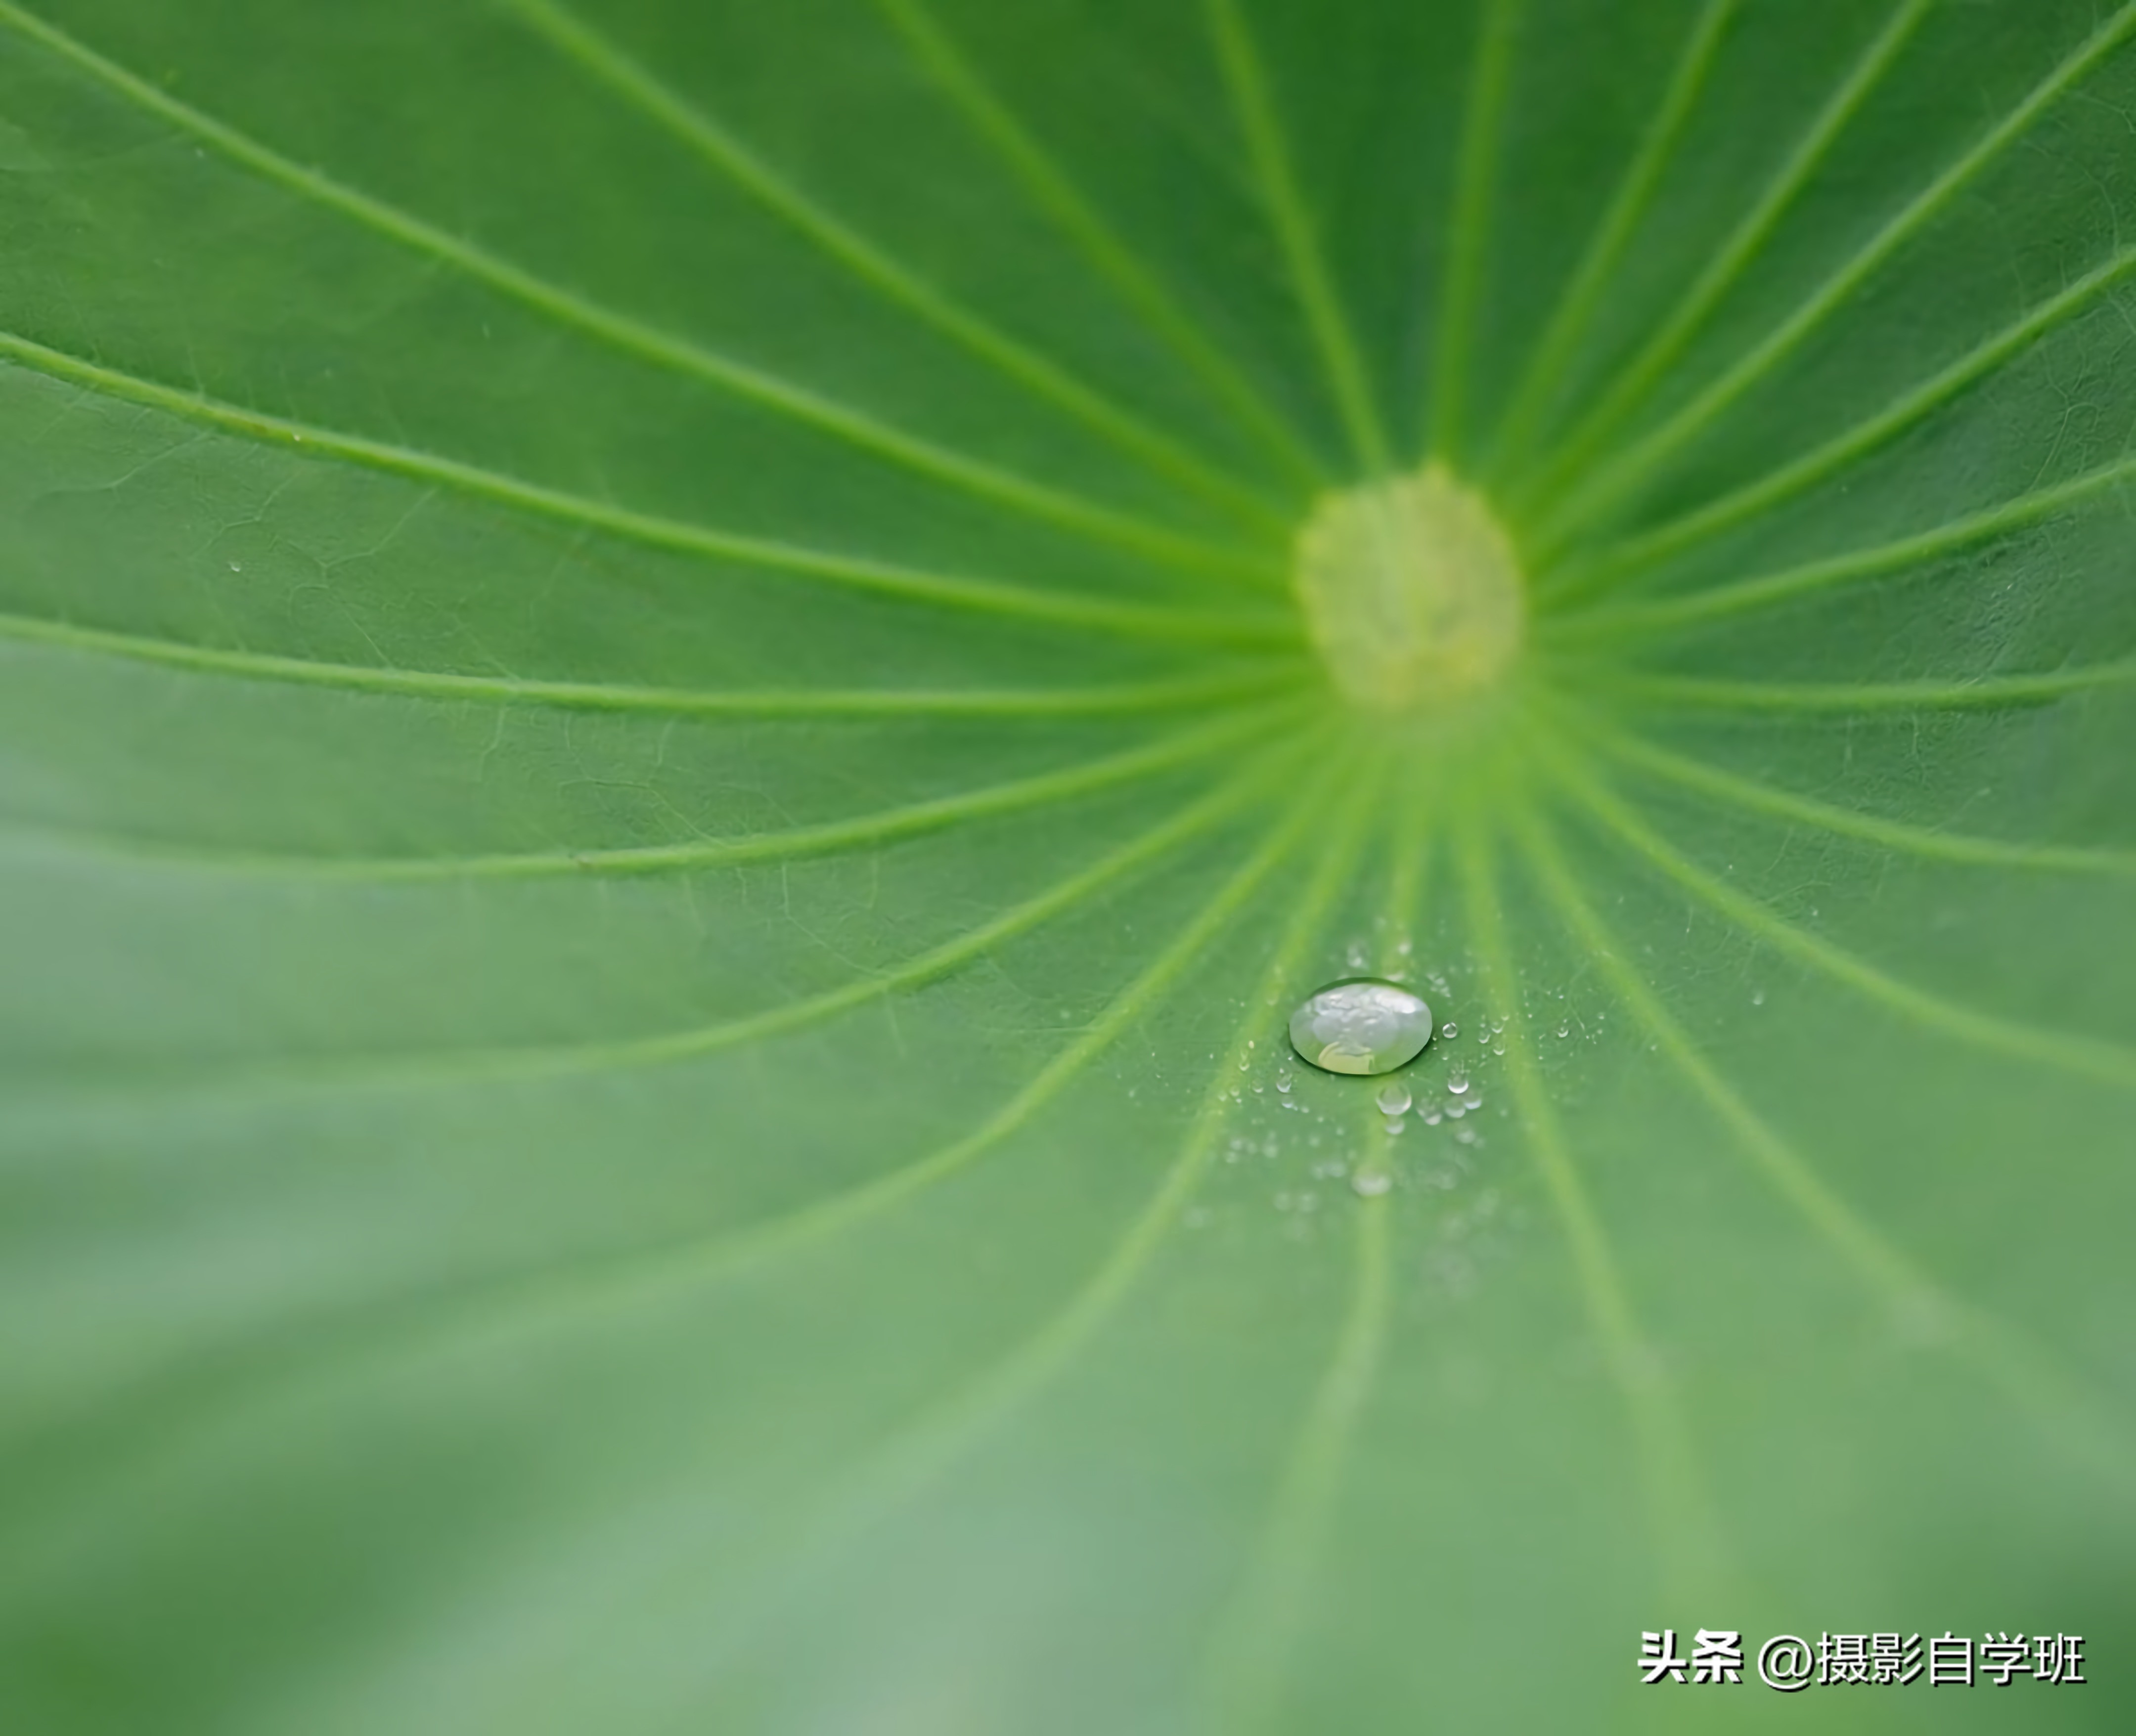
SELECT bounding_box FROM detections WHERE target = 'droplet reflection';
[1287,979,1433,1077]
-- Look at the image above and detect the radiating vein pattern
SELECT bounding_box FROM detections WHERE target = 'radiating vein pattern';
[1428,0,1524,460]
[1518,0,1934,507]
[1580,237,2136,576]
[1483,0,1738,476]
[872,0,1332,487]
[1207,0,1393,472]
[12,735,1350,1535]
[507,0,1294,538]
[1582,660,2136,713]
[0,335,1297,644]
[0,0,1283,586]
[1549,450,2136,623]
[40,738,1309,1102]
[0,604,1304,713]
[1512,800,2136,1483]
[13,704,1301,881]
[1460,805,1723,1607]
[1588,722,2136,877]
[655,756,1383,1682]
[1198,781,1423,1732]
[5,0,2136,1729]
[1541,0,2136,541]
[1549,747,2136,1090]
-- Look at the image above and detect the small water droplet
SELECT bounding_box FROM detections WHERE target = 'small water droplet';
[1423,1108,1443,1126]
[1463,1095,1481,1110]
[1352,1169,1392,1198]
[1491,1042,1505,1056]
[1275,1070,1293,1094]
[1447,1070,1469,1095]
[1382,1114,1407,1136]
[1441,1022,1459,1039]
[1751,987,1767,1007]
[1287,979,1433,1077]
[1447,1103,1467,1119]
[1556,1023,1570,1039]
[1374,1082,1412,1116]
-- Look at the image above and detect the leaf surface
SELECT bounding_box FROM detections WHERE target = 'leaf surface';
[2,1,2134,1730]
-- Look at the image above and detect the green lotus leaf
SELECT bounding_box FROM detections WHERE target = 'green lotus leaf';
[2,0,2132,1730]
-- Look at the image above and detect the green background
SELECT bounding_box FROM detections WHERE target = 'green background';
[1,0,2131,1729]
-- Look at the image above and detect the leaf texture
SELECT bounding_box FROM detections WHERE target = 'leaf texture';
[1,1,2134,1730]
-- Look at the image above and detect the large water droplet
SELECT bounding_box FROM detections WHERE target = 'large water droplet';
[1287,979,1433,1077]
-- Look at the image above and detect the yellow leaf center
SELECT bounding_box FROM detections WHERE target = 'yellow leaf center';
[1293,463,1526,710]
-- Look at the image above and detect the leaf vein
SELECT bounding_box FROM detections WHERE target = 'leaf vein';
[0,330,1302,643]
[508,0,1295,542]
[1206,0,1392,474]
[0,0,1278,583]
